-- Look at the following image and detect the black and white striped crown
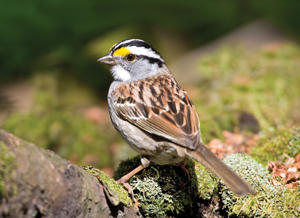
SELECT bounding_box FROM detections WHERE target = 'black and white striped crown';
[110,39,165,66]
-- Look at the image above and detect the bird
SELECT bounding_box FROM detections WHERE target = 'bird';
[97,39,255,196]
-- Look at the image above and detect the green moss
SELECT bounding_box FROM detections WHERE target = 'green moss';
[194,162,218,200]
[83,166,132,206]
[194,44,300,141]
[115,156,198,217]
[221,154,299,217]
[0,142,15,196]
[114,154,300,217]
[251,126,300,164]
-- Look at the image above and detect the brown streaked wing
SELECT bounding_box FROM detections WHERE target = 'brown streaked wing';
[112,74,200,149]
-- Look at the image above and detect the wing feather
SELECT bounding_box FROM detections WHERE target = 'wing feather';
[112,74,200,149]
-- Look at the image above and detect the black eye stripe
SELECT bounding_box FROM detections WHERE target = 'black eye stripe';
[123,54,163,66]
[139,55,164,67]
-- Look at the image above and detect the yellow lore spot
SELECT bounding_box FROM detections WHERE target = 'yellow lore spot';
[113,47,130,56]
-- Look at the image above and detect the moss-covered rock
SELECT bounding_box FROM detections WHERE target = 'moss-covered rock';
[115,154,299,217]
[221,154,299,217]
[83,166,132,207]
[115,156,199,217]
[0,142,15,197]
[251,126,300,165]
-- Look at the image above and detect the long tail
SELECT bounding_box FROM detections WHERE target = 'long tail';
[186,142,256,196]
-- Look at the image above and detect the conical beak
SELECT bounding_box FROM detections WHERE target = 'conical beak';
[97,54,115,65]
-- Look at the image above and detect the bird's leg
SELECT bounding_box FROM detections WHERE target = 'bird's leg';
[117,157,150,184]
[117,164,145,184]
[117,157,150,207]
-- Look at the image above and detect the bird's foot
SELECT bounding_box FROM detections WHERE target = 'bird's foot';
[117,164,146,207]
[118,181,139,207]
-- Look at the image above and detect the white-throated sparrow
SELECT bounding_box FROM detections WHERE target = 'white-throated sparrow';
[98,39,255,196]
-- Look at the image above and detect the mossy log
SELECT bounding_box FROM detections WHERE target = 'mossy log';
[0,130,141,218]
[1,128,298,218]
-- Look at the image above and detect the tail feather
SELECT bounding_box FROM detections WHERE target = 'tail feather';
[186,142,256,196]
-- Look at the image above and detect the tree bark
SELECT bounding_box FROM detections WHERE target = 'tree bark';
[0,130,141,218]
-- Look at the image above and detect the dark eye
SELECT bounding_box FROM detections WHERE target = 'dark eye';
[126,54,136,62]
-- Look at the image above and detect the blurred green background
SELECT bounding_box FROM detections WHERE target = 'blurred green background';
[0,0,299,171]
[1,0,300,89]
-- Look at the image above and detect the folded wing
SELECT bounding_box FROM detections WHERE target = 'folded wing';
[111,74,201,150]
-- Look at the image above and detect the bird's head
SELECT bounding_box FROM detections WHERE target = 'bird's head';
[98,39,166,81]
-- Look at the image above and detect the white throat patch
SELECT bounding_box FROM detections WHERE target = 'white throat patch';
[111,65,131,81]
